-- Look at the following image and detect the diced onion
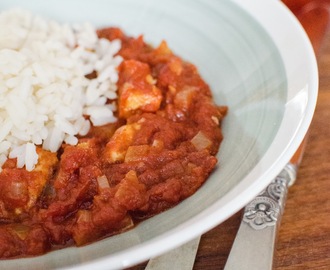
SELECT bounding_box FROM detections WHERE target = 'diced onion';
[11,224,30,240]
[97,175,110,189]
[190,131,212,151]
[151,139,164,150]
[124,145,150,162]
[76,210,92,223]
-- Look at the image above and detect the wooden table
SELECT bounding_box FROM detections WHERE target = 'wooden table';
[129,4,330,270]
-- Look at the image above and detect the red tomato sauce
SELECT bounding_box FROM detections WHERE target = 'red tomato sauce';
[0,28,226,258]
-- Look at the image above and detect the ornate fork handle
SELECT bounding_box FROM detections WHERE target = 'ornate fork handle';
[224,163,297,270]
[243,163,297,230]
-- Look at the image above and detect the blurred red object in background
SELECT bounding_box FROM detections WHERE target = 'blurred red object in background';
[283,0,330,53]
[283,0,329,12]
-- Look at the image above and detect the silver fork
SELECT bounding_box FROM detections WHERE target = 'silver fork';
[144,237,201,270]
[223,163,298,270]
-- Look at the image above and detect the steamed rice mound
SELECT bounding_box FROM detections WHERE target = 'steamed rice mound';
[0,9,122,171]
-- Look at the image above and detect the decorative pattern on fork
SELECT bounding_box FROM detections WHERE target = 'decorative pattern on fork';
[243,164,297,230]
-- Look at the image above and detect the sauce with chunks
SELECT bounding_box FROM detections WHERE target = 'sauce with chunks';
[0,28,227,258]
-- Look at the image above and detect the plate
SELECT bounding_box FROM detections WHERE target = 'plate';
[0,0,318,269]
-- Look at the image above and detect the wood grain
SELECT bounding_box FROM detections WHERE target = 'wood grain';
[128,3,330,270]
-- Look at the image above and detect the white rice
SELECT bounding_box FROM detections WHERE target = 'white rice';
[0,9,123,171]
